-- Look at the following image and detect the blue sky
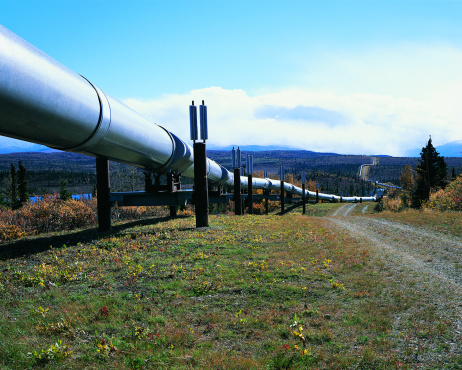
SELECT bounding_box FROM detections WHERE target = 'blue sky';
[1,0,462,155]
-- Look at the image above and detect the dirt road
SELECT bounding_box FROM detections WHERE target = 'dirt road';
[327,205,462,363]
[328,206,462,287]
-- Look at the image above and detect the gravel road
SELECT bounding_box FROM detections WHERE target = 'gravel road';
[326,205,462,365]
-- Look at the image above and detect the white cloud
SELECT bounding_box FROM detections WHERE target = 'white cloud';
[122,44,462,156]
[123,81,461,156]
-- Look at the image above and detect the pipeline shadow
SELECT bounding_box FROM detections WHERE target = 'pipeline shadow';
[0,215,178,260]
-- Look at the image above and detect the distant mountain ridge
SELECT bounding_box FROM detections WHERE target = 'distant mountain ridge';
[405,140,462,158]
[208,145,340,157]
[436,140,462,157]
[0,143,48,154]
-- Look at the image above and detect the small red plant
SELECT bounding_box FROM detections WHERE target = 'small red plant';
[100,306,109,317]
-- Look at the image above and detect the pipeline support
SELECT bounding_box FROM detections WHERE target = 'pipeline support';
[247,174,253,214]
[193,142,209,227]
[280,181,285,215]
[96,158,111,231]
[234,168,242,215]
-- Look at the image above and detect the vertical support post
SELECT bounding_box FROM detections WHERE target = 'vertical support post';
[316,190,319,204]
[144,172,152,192]
[234,168,242,215]
[193,142,209,227]
[279,166,285,215]
[280,181,285,215]
[248,174,253,214]
[167,171,177,218]
[264,189,269,215]
[96,157,111,231]
[301,171,306,215]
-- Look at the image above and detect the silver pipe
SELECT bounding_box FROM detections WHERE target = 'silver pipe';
[0,25,376,203]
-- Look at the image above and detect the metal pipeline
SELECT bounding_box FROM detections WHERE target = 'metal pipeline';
[0,25,376,203]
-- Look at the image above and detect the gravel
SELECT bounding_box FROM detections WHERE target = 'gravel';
[327,211,462,366]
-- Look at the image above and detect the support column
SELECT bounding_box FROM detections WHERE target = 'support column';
[167,171,178,218]
[193,142,209,227]
[144,172,152,192]
[247,174,253,214]
[234,168,242,215]
[96,157,111,231]
[280,181,285,215]
[302,183,306,215]
[264,189,269,215]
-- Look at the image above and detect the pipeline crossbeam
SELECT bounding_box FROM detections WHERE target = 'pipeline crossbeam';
[0,25,377,203]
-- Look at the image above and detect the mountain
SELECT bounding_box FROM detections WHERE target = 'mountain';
[404,140,462,158]
[0,143,48,154]
[208,144,340,156]
[436,140,462,157]
[207,144,304,151]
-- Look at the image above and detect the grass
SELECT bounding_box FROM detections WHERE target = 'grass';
[371,208,462,237]
[0,207,460,368]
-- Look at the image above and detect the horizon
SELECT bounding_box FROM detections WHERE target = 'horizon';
[1,143,461,159]
[1,1,461,156]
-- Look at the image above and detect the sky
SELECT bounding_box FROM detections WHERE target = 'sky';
[1,0,462,156]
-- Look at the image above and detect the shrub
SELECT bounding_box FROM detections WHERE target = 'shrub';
[377,189,411,212]
[425,175,462,211]
[0,194,97,242]
[20,194,96,233]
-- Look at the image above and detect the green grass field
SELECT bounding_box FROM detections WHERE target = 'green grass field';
[1,205,461,369]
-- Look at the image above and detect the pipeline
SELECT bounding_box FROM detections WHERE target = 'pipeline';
[0,25,376,203]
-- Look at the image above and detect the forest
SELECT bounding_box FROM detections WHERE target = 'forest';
[1,150,462,200]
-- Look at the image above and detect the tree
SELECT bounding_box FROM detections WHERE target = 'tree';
[59,179,72,201]
[18,159,29,206]
[412,137,447,208]
[9,163,18,209]
[399,164,414,191]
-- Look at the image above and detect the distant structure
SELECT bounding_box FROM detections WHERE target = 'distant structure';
[359,156,379,180]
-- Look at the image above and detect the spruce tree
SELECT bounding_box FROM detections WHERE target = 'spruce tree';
[59,179,72,201]
[18,159,29,206]
[10,163,18,209]
[412,137,447,208]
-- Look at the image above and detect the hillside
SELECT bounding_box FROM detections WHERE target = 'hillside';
[1,150,462,197]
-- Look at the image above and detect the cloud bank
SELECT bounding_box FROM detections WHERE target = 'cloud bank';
[123,86,460,156]
[123,44,462,156]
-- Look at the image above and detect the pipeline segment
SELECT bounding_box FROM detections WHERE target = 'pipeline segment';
[0,25,376,203]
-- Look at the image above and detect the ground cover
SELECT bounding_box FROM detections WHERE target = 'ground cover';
[371,210,462,238]
[0,211,460,369]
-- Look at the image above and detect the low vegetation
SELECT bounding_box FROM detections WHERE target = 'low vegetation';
[378,173,462,214]
[0,194,171,244]
[1,203,461,368]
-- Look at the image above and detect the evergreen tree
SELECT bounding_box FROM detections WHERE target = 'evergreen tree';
[412,138,447,208]
[9,163,18,209]
[59,179,72,201]
[18,159,29,205]
[452,167,457,181]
